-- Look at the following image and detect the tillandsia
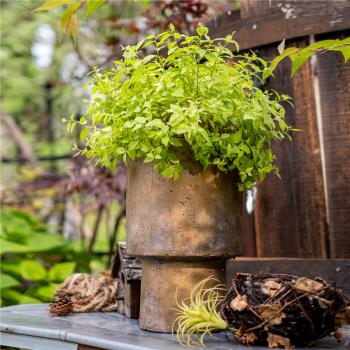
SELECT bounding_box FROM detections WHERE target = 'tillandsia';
[68,24,294,190]
[172,276,227,346]
[173,273,350,349]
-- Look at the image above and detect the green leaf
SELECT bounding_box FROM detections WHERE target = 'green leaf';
[20,260,47,281]
[169,137,182,147]
[291,51,314,76]
[63,13,78,42]
[61,2,81,30]
[48,262,76,282]
[0,239,32,254]
[35,284,60,301]
[25,233,65,252]
[172,88,184,97]
[270,47,300,72]
[196,25,208,37]
[1,289,41,304]
[33,0,73,12]
[84,0,106,19]
[168,153,179,163]
[80,127,88,141]
[337,44,350,62]
[0,273,21,289]
[231,129,242,144]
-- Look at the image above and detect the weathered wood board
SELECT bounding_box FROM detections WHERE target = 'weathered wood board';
[208,0,350,50]
[252,38,328,258]
[316,32,350,259]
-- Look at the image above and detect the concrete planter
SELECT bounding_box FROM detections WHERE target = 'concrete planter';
[126,160,242,332]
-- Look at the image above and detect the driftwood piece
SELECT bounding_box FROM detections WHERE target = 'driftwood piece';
[111,242,141,318]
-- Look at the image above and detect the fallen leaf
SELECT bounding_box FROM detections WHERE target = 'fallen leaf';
[294,277,324,293]
[262,279,282,297]
[230,294,248,311]
[259,305,286,325]
[239,332,258,345]
[267,333,293,349]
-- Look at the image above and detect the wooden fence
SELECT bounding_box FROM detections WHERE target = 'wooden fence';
[209,0,350,259]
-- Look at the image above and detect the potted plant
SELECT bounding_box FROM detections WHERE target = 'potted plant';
[70,24,292,332]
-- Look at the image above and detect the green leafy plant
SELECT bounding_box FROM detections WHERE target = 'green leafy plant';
[0,208,96,306]
[270,37,350,77]
[70,25,293,190]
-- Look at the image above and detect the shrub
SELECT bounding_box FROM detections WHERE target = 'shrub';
[71,25,292,190]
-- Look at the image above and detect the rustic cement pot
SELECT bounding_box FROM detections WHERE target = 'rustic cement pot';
[126,160,242,332]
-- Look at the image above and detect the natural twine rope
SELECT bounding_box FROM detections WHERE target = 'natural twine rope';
[49,271,120,316]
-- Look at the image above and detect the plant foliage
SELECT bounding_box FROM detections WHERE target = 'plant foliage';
[71,25,293,189]
[270,37,350,77]
[0,208,97,306]
[173,276,227,346]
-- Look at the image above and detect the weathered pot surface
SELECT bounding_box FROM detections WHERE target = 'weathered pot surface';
[126,161,242,258]
[139,258,226,333]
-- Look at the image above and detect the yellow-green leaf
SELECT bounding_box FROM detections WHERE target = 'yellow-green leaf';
[0,274,20,289]
[270,47,300,72]
[48,262,76,282]
[61,2,82,30]
[63,13,78,42]
[84,0,106,19]
[80,127,88,141]
[34,0,73,12]
[291,51,314,76]
[20,260,47,281]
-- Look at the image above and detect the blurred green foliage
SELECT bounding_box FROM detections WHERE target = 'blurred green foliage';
[0,208,104,306]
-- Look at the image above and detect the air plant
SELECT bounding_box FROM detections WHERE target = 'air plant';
[172,276,227,346]
[173,273,349,349]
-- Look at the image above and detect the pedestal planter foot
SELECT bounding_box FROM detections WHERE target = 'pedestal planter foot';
[139,258,226,332]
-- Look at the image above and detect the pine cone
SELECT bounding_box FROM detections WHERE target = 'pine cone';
[49,295,73,316]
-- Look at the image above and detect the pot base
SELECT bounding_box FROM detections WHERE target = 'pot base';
[139,258,226,333]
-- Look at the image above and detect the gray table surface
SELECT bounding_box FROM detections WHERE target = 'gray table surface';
[0,304,349,350]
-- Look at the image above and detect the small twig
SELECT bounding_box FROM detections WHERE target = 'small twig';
[108,203,126,264]
[88,203,104,253]
[244,286,329,333]
[232,280,262,320]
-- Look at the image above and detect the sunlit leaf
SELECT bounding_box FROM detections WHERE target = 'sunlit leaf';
[0,274,21,289]
[61,2,81,30]
[35,284,60,300]
[63,13,78,42]
[20,260,47,281]
[48,262,76,282]
[1,289,41,304]
[84,0,106,19]
[34,0,73,12]
[270,47,299,72]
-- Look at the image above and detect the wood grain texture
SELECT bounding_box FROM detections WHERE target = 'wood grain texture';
[226,258,350,297]
[208,0,350,49]
[316,33,350,259]
[253,38,328,258]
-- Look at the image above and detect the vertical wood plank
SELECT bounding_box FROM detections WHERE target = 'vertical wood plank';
[316,36,350,258]
[254,39,328,258]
